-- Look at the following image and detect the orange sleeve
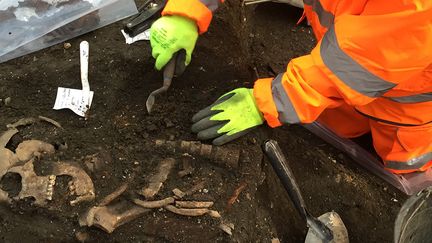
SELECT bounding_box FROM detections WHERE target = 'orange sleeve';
[162,0,224,34]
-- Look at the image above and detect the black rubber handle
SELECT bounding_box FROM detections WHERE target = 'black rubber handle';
[262,140,334,242]
[262,140,308,218]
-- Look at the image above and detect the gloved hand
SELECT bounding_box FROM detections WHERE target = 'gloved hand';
[150,15,198,70]
[192,88,265,145]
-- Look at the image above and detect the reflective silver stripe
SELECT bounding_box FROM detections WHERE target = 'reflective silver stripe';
[303,0,334,28]
[321,27,397,98]
[386,152,432,171]
[272,74,301,124]
[384,92,432,104]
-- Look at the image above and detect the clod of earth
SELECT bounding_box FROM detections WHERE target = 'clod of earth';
[138,158,176,199]
[8,158,56,206]
[155,140,240,169]
[52,162,95,206]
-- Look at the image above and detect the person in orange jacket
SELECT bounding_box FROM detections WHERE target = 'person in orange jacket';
[149,0,432,174]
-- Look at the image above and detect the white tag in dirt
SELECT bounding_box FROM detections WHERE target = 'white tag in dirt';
[53,88,94,116]
[121,29,150,44]
[53,41,94,117]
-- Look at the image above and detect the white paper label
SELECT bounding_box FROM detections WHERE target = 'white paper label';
[121,29,150,44]
[53,87,94,117]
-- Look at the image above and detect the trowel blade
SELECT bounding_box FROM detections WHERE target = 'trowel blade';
[305,212,349,243]
[146,95,155,114]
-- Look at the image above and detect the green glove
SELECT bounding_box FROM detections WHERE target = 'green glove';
[192,88,265,145]
[150,15,198,70]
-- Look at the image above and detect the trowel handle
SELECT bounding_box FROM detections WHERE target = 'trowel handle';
[80,41,90,92]
[163,53,177,83]
[263,140,334,242]
[263,140,308,219]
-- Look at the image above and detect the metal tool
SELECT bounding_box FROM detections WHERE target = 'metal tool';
[145,54,176,113]
[145,51,186,114]
[263,140,348,243]
[123,0,166,38]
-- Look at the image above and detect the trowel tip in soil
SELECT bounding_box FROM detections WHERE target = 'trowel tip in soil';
[305,212,348,243]
[146,95,155,114]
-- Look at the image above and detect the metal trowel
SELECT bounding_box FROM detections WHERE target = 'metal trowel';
[262,140,349,243]
[145,51,186,113]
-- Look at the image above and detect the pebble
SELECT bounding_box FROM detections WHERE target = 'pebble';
[4,97,11,105]
[64,42,72,49]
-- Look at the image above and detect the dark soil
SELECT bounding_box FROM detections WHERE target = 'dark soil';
[0,1,405,242]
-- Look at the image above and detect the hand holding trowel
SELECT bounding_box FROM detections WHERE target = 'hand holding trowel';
[263,140,349,243]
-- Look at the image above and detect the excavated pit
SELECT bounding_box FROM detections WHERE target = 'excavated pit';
[0,1,405,242]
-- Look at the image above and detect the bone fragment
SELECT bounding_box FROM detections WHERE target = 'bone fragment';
[172,188,186,199]
[219,222,235,236]
[0,128,18,147]
[52,162,95,206]
[164,205,221,218]
[6,117,38,129]
[38,116,62,128]
[15,140,55,162]
[155,140,240,169]
[175,201,214,208]
[0,148,18,178]
[133,197,175,209]
[99,183,128,206]
[79,201,149,233]
[184,181,205,196]
[178,156,194,178]
[8,159,55,206]
[6,116,62,129]
[139,158,176,199]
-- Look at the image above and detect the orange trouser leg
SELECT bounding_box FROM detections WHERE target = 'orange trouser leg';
[369,121,432,174]
[317,103,370,138]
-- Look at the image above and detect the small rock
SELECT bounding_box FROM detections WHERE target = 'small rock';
[271,238,281,243]
[64,42,72,49]
[203,188,209,193]
[335,174,342,184]
[4,97,11,106]
[75,231,89,242]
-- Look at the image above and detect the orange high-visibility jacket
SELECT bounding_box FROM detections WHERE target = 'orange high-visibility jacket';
[163,0,432,173]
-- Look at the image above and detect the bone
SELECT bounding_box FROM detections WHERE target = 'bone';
[172,188,186,199]
[178,156,194,178]
[0,128,18,147]
[6,116,62,129]
[15,140,55,162]
[8,159,55,206]
[99,183,128,207]
[175,201,214,208]
[0,189,11,204]
[139,158,176,199]
[80,201,150,233]
[133,197,175,209]
[6,117,38,129]
[52,162,95,206]
[155,140,240,169]
[0,148,19,178]
[164,205,221,218]
[38,116,62,128]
